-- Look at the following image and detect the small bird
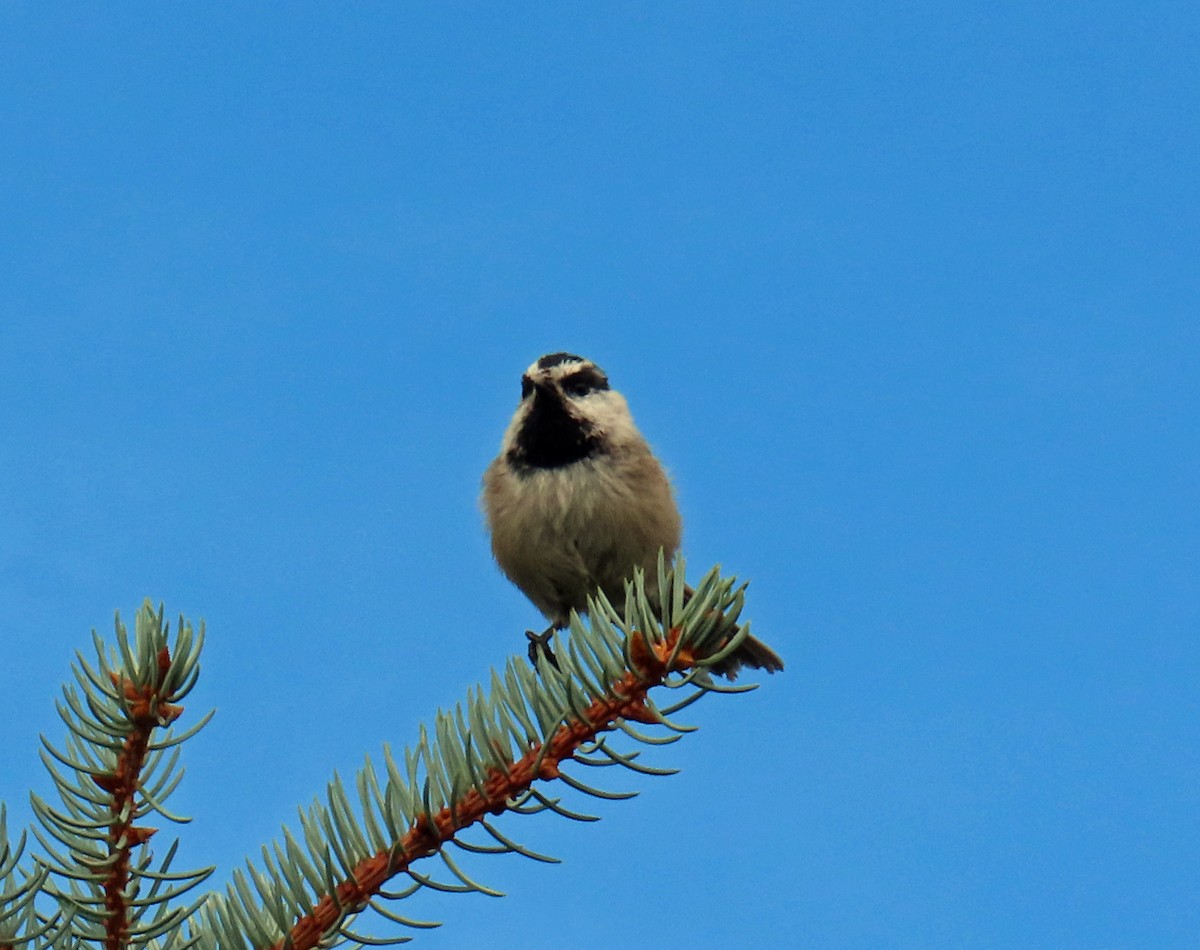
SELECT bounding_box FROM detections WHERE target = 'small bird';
[482,352,783,679]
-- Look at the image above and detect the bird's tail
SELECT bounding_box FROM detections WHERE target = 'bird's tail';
[705,630,785,680]
[672,583,784,680]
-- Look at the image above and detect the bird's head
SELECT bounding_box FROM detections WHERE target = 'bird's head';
[502,352,640,470]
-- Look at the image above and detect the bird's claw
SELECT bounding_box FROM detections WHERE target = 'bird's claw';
[526,628,561,671]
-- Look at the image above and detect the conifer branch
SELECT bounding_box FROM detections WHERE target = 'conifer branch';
[283,629,690,947]
[0,807,51,949]
[12,604,214,949]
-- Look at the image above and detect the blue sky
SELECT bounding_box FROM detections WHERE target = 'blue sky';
[1,3,1197,947]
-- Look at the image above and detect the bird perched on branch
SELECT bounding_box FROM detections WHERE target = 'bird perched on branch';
[482,351,784,679]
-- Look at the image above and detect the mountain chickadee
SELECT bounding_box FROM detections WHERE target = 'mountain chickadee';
[482,352,784,678]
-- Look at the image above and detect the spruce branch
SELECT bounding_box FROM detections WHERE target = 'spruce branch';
[12,603,215,949]
[0,807,52,948]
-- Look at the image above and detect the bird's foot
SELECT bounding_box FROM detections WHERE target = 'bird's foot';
[526,627,561,672]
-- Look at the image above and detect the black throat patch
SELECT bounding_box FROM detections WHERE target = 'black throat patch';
[509,384,599,470]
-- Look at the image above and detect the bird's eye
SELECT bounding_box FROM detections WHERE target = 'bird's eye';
[563,380,593,398]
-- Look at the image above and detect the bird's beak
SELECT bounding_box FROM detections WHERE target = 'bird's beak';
[528,377,579,423]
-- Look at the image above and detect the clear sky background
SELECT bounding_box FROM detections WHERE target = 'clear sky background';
[1,4,1196,948]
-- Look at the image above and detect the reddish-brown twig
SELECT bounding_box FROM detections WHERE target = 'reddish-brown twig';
[278,629,692,950]
[91,647,183,950]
